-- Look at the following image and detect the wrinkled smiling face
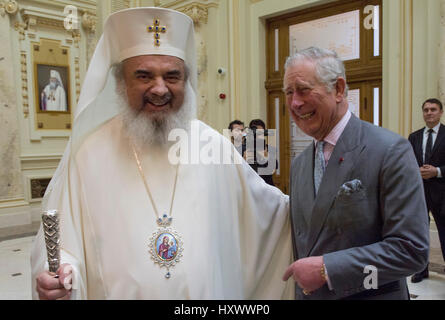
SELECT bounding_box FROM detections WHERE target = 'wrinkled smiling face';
[122,55,186,122]
[284,59,345,141]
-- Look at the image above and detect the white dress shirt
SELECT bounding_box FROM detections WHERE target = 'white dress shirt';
[422,123,442,178]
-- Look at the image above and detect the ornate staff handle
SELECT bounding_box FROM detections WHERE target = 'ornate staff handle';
[41,210,61,274]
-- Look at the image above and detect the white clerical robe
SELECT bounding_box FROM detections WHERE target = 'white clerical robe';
[42,85,67,111]
[31,117,294,299]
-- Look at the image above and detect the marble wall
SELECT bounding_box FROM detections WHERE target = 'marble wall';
[0,9,23,201]
[0,0,96,228]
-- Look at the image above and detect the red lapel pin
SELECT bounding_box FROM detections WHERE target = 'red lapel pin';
[339,157,344,163]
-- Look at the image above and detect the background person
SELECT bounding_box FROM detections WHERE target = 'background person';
[228,119,246,155]
[408,98,445,283]
[244,119,278,186]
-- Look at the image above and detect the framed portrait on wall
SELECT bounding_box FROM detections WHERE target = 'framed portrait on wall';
[35,64,70,113]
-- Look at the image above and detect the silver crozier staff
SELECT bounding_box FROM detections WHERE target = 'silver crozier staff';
[41,210,61,276]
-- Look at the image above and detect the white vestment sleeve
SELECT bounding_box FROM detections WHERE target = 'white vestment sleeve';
[231,142,295,299]
[31,229,86,300]
[30,153,88,299]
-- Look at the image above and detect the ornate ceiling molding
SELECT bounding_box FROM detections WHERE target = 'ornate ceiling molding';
[177,2,218,25]
[81,11,96,33]
[20,6,95,32]
[111,0,131,13]
[21,7,66,31]
[27,0,96,12]
[153,1,218,24]
[155,1,216,25]
[18,5,94,43]
[70,29,81,48]
[14,21,26,41]
[0,0,18,17]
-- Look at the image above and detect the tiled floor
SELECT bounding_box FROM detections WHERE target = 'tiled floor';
[0,236,34,300]
[409,272,445,300]
[0,222,40,242]
[0,234,443,300]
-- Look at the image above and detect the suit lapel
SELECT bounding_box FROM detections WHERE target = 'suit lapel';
[415,129,424,165]
[303,115,364,257]
[300,142,316,226]
[432,124,445,156]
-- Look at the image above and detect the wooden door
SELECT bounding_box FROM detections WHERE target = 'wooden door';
[266,0,382,194]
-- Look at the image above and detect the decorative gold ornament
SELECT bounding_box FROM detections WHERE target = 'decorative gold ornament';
[19,51,29,117]
[82,11,96,33]
[149,225,184,279]
[147,19,167,47]
[75,57,81,102]
[132,145,184,279]
[177,2,218,25]
[181,4,209,25]
[0,0,18,17]
[42,210,61,273]
[70,29,81,48]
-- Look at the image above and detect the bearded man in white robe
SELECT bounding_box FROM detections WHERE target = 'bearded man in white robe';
[41,70,67,112]
[31,7,294,300]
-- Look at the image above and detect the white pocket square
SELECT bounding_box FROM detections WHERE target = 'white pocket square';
[337,179,363,196]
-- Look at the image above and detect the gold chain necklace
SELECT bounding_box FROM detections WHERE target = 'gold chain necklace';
[132,144,184,279]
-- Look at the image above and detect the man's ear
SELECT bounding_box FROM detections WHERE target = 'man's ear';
[335,77,346,102]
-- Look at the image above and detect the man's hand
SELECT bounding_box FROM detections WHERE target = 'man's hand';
[282,256,326,293]
[420,165,438,180]
[36,263,73,300]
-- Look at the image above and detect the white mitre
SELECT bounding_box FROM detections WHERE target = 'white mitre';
[70,7,197,151]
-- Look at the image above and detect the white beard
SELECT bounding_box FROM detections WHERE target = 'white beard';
[117,81,196,149]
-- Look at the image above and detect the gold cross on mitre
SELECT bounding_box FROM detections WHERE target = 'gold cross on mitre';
[147,19,167,47]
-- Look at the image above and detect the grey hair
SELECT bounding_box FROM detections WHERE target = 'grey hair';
[284,47,348,97]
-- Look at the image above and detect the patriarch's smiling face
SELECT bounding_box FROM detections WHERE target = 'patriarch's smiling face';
[122,55,186,122]
[116,55,195,147]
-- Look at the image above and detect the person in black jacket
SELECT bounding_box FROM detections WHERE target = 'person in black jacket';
[408,98,445,283]
[244,119,278,187]
[228,120,246,156]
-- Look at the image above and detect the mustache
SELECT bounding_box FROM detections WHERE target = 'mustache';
[143,93,173,106]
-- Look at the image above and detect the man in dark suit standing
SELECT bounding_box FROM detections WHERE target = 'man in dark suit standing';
[282,47,429,299]
[408,98,445,283]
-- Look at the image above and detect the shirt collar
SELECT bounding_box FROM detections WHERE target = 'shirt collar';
[425,123,441,134]
[317,110,351,147]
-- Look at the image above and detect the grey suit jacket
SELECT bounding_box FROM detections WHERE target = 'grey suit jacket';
[290,114,429,300]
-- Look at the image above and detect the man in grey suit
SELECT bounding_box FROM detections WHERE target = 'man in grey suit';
[282,47,429,300]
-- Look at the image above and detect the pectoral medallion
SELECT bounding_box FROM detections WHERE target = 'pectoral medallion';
[149,214,183,279]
